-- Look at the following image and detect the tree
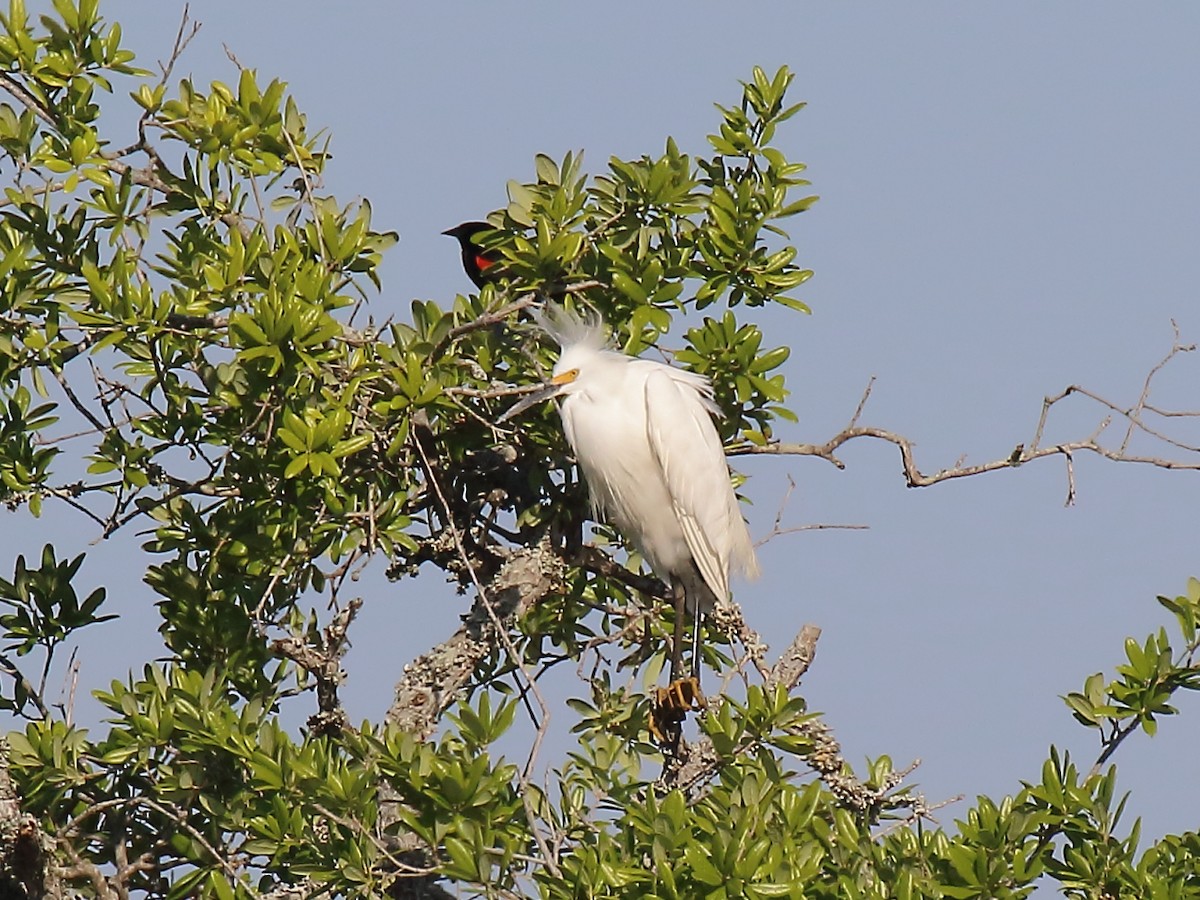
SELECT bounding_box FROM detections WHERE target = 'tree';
[0,3,1198,897]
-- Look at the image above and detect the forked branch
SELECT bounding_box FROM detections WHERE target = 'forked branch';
[734,330,1199,505]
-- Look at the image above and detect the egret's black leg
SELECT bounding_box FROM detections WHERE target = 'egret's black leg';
[650,581,708,746]
[669,580,687,681]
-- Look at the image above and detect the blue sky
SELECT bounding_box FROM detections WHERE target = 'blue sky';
[5,1,1200,847]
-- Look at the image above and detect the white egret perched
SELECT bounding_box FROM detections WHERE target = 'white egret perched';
[500,310,758,731]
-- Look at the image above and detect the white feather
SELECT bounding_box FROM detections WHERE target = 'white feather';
[547,319,758,614]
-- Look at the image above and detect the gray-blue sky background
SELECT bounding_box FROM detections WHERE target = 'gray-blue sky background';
[5,2,1199,846]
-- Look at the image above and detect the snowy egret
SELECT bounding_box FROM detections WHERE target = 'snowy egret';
[443,221,502,289]
[501,311,759,731]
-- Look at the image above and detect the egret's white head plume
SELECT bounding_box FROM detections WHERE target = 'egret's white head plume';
[536,304,608,352]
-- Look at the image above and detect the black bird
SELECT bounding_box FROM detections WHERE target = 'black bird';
[443,221,503,289]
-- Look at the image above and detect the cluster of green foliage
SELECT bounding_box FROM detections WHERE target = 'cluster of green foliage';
[0,2,1196,898]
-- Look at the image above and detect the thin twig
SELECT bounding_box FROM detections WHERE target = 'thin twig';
[430,295,540,361]
[753,473,868,547]
[849,375,876,427]
[310,803,438,876]
[52,368,106,435]
[1119,321,1195,454]
[0,654,49,719]
[279,125,325,260]
[0,72,56,127]
[1061,447,1076,507]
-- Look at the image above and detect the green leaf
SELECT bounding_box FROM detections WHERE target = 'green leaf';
[685,844,725,885]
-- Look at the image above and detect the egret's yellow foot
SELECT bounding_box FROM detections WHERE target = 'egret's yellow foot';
[648,677,707,743]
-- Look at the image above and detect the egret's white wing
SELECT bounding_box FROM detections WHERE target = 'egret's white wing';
[642,363,755,602]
